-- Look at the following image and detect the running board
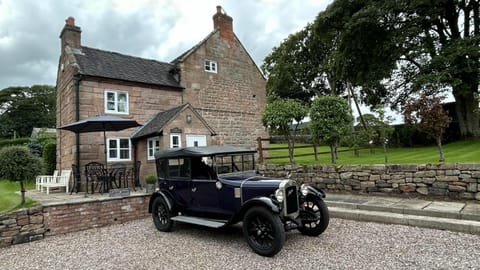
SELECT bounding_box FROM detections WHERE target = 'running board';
[171,216,227,228]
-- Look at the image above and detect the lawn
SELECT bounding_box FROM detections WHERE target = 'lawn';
[0,180,36,214]
[267,139,480,165]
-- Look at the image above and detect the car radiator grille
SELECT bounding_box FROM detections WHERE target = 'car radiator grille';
[285,185,299,214]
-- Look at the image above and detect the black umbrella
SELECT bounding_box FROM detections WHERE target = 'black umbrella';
[59,115,141,165]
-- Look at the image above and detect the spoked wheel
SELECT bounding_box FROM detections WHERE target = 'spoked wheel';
[242,207,285,257]
[298,196,329,236]
[152,196,174,232]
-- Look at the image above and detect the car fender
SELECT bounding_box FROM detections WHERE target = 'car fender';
[306,185,326,198]
[237,197,280,219]
[148,191,173,213]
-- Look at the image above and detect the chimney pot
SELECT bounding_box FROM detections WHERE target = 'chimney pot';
[65,17,75,26]
[216,5,222,14]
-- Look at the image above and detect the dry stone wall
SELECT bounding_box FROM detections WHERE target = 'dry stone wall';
[258,163,480,200]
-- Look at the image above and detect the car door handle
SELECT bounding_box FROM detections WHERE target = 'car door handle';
[169,186,174,190]
[191,187,197,192]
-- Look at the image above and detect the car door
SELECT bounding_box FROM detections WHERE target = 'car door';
[189,157,222,213]
[166,158,191,208]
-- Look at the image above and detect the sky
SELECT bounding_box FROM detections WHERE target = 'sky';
[0,0,332,91]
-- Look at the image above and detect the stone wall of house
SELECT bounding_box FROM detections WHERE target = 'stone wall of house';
[56,75,183,174]
[0,195,150,248]
[179,31,268,149]
[258,163,480,200]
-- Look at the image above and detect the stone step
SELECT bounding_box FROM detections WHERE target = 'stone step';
[328,206,480,235]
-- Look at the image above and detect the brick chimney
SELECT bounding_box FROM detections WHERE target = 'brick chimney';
[60,16,81,49]
[213,6,234,42]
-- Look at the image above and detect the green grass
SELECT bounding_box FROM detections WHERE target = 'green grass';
[267,139,480,165]
[0,180,36,214]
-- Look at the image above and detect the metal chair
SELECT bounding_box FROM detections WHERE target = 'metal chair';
[85,162,109,194]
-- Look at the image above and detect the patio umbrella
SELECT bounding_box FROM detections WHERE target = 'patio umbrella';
[59,115,141,165]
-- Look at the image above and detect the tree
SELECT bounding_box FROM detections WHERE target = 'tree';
[262,23,347,105]
[310,96,353,163]
[403,94,451,162]
[0,85,56,138]
[262,99,308,163]
[0,146,42,205]
[317,0,480,137]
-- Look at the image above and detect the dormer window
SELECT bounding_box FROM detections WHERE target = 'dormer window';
[204,60,217,73]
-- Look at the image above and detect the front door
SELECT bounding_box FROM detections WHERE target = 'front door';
[186,135,207,147]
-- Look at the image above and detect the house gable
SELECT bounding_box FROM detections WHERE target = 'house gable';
[131,103,216,141]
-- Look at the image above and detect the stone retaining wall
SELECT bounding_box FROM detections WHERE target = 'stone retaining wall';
[0,194,150,248]
[0,206,45,248]
[258,163,480,200]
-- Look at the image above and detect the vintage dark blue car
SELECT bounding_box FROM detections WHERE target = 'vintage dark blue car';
[149,146,329,256]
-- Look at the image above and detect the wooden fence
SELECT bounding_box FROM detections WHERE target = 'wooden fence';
[256,137,367,163]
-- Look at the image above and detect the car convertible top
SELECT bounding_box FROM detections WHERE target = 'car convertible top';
[154,146,256,159]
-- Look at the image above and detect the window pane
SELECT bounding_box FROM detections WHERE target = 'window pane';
[118,93,127,102]
[120,149,129,159]
[109,150,117,158]
[109,140,117,148]
[107,92,115,101]
[107,102,115,110]
[120,139,129,148]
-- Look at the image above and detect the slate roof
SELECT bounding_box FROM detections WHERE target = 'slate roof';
[130,103,216,140]
[73,46,182,88]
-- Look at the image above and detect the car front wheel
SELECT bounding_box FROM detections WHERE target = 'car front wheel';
[242,206,285,257]
[297,196,329,236]
[152,196,174,232]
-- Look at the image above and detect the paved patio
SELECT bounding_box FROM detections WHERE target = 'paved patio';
[24,188,150,206]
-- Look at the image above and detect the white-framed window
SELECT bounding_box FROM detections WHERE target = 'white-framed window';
[107,138,131,161]
[147,137,160,160]
[170,134,181,148]
[204,60,217,73]
[105,90,129,114]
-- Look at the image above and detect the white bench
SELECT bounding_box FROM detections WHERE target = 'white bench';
[41,169,71,194]
[36,170,59,191]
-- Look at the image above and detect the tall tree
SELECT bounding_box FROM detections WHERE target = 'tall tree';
[262,99,308,163]
[0,85,56,138]
[310,96,353,163]
[319,0,480,137]
[403,94,451,162]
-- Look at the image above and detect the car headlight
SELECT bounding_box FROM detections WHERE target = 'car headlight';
[274,189,284,203]
[300,184,309,196]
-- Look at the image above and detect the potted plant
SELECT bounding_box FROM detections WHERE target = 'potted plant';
[145,175,157,193]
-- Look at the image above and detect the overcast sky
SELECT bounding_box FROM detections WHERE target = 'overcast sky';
[0,0,332,91]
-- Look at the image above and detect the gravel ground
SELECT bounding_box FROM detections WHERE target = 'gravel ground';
[1,218,479,270]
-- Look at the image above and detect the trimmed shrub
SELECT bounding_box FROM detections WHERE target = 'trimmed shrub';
[43,142,56,174]
[0,138,30,148]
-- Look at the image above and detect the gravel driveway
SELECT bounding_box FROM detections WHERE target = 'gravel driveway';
[1,217,479,270]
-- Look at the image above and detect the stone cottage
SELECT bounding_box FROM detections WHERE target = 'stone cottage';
[56,6,268,185]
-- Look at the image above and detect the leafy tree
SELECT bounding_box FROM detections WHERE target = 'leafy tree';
[262,23,347,104]
[310,96,353,163]
[0,85,56,138]
[316,0,480,137]
[0,146,42,205]
[403,94,451,162]
[262,99,308,163]
[373,106,395,164]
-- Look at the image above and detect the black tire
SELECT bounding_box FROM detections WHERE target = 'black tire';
[297,196,329,236]
[152,196,174,232]
[242,206,285,257]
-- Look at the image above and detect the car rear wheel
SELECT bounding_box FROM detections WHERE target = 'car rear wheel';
[298,195,329,236]
[152,196,174,232]
[242,206,285,257]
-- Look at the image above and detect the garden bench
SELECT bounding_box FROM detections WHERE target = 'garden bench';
[41,169,71,194]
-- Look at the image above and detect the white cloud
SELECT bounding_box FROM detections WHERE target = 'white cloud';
[0,0,332,90]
